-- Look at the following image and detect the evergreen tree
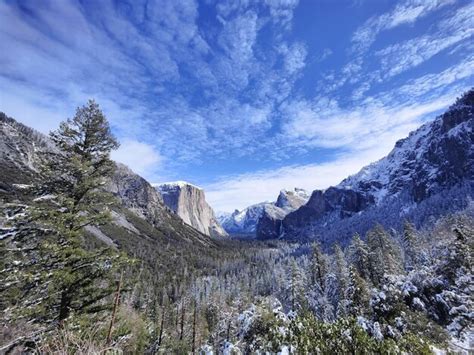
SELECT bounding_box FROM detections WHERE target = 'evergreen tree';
[1,100,128,333]
[439,223,472,283]
[286,259,305,311]
[347,234,370,280]
[332,243,349,315]
[367,224,402,285]
[345,266,369,317]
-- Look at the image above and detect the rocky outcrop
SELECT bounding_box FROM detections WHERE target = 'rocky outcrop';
[279,89,474,244]
[280,188,374,238]
[0,113,58,193]
[339,89,474,202]
[156,182,228,238]
[107,163,167,226]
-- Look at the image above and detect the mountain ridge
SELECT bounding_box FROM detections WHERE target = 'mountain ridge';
[276,89,473,244]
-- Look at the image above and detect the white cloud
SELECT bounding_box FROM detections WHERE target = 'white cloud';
[351,0,454,54]
[376,3,474,78]
[280,92,454,152]
[206,90,460,212]
[279,42,307,74]
[111,139,162,177]
[396,56,474,97]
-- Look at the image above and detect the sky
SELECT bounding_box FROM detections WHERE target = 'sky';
[0,0,473,212]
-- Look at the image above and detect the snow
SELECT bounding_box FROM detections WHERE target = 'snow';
[222,341,241,355]
[33,194,56,202]
[372,322,383,341]
[447,120,471,138]
[154,181,202,191]
[0,229,18,240]
[338,116,440,204]
[200,344,214,355]
[412,297,425,311]
[12,184,31,189]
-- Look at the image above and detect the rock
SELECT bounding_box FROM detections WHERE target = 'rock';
[156,182,228,238]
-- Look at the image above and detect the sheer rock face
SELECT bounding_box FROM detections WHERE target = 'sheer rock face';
[156,182,228,238]
[279,89,474,243]
[0,112,57,191]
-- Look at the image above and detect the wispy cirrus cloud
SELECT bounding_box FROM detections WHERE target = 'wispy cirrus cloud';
[0,0,304,167]
[375,3,474,78]
[351,0,454,54]
[1,0,472,211]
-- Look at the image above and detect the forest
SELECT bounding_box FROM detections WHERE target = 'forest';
[0,101,472,354]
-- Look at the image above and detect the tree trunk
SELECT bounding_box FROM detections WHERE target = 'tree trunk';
[106,271,123,345]
[179,301,185,341]
[158,306,165,349]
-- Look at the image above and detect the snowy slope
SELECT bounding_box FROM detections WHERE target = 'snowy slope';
[279,89,474,244]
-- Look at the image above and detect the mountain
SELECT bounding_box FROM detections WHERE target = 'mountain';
[218,202,270,236]
[257,188,310,240]
[0,113,58,192]
[156,181,228,238]
[264,89,474,244]
[0,113,214,249]
[218,188,309,237]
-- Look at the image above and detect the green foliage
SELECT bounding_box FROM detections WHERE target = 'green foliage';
[288,314,432,354]
[346,266,370,316]
[347,233,371,280]
[403,220,419,269]
[243,305,285,352]
[0,100,129,349]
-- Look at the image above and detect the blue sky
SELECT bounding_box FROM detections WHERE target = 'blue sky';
[0,0,473,211]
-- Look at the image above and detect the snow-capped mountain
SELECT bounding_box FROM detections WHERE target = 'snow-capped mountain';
[219,188,309,237]
[156,182,228,238]
[217,202,270,236]
[271,89,474,244]
[257,188,310,240]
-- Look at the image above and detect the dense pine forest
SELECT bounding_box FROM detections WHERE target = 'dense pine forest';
[0,99,472,354]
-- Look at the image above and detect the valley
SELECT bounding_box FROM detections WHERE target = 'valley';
[0,90,472,353]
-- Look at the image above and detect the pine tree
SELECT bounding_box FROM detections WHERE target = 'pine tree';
[1,100,128,334]
[332,244,349,315]
[367,224,402,285]
[286,259,305,311]
[440,222,472,283]
[347,234,370,280]
[345,266,369,317]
